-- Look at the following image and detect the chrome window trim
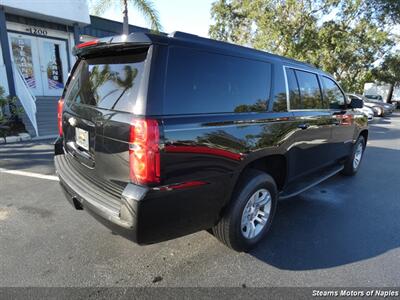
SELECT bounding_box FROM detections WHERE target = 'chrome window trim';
[282,65,328,112]
[320,75,347,106]
[282,65,290,111]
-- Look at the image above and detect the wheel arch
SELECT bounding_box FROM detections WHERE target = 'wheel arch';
[359,129,368,144]
[232,154,288,194]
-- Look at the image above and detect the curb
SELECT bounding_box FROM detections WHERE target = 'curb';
[31,134,58,141]
[0,132,31,144]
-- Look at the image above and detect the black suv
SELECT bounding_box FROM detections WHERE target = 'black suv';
[55,32,367,251]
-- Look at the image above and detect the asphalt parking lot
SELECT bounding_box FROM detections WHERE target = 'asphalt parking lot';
[0,113,399,287]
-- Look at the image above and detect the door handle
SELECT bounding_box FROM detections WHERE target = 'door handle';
[297,123,310,130]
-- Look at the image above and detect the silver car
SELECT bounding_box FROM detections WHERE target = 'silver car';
[348,94,394,117]
[364,94,396,115]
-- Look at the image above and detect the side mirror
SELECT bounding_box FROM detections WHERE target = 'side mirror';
[350,98,363,109]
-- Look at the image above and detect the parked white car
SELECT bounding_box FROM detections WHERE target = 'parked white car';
[356,106,374,122]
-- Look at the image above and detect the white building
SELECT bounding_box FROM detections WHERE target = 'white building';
[0,0,149,136]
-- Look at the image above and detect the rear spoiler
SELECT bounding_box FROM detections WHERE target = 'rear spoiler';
[73,32,155,57]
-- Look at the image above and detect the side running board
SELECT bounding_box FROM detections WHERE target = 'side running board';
[279,165,344,200]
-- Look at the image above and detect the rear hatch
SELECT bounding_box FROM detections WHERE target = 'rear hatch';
[61,45,151,199]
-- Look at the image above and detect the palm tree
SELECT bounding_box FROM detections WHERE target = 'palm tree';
[111,65,138,110]
[92,0,162,35]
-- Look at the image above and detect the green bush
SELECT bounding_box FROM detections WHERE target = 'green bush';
[0,86,24,124]
[0,86,25,138]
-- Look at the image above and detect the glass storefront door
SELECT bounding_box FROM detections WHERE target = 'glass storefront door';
[37,37,68,96]
[9,34,42,96]
[9,33,69,97]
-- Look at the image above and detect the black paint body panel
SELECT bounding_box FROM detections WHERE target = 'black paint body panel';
[55,32,368,244]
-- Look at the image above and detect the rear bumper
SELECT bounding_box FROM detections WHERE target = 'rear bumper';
[54,141,229,244]
[55,154,143,242]
[58,176,141,238]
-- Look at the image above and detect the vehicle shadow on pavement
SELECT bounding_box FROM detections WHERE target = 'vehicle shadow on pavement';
[250,146,400,270]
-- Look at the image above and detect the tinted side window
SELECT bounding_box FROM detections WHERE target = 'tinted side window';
[321,77,346,109]
[294,70,323,109]
[287,68,301,109]
[165,47,271,114]
[272,67,289,112]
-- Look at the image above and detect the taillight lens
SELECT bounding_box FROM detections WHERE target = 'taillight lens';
[57,99,64,136]
[129,119,160,185]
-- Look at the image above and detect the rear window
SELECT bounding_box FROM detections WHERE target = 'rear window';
[64,51,147,112]
[164,47,271,114]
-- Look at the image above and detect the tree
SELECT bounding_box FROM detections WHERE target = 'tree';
[111,65,138,110]
[91,0,162,34]
[366,0,400,24]
[314,18,392,92]
[209,0,395,93]
[371,52,400,102]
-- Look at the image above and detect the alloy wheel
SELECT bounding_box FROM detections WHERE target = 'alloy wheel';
[353,142,363,169]
[241,188,272,239]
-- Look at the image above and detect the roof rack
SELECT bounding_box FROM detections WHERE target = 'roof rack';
[169,31,255,53]
[169,31,229,47]
[168,31,317,70]
[169,31,203,40]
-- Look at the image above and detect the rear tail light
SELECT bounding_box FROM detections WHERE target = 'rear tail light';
[129,119,160,185]
[57,99,64,136]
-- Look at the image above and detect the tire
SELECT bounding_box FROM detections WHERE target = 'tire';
[341,135,366,176]
[212,169,278,252]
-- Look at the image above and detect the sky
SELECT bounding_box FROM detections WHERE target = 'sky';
[92,0,215,37]
[91,0,399,50]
